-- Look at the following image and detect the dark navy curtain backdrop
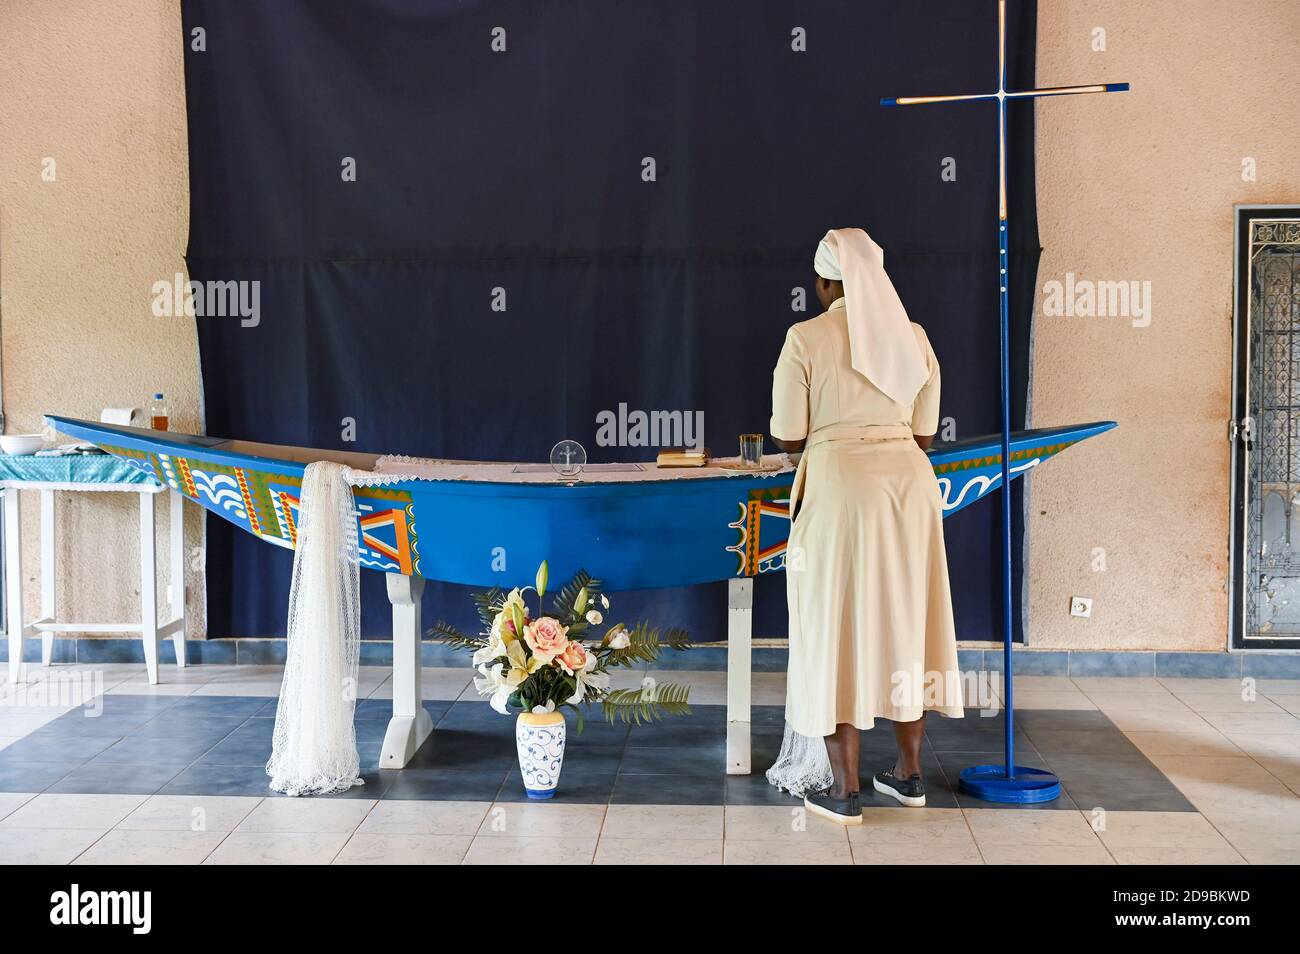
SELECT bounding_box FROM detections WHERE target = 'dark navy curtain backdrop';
[180,0,1040,644]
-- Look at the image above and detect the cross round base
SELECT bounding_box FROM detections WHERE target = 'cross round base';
[958,765,1061,804]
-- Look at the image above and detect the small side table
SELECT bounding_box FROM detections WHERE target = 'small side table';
[0,454,187,685]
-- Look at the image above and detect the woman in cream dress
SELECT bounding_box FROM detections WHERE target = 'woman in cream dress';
[769,228,962,825]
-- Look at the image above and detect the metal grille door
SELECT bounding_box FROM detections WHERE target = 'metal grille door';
[1233,211,1300,648]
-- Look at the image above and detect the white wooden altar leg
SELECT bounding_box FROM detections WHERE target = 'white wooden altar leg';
[381,572,431,769]
[39,490,55,667]
[5,489,24,683]
[168,490,187,667]
[138,491,159,685]
[726,577,753,775]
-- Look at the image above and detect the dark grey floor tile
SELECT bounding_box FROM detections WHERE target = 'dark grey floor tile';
[496,768,615,804]
[355,742,385,771]
[77,695,184,715]
[0,734,121,762]
[664,705,728,725]
[620,745,725,776]
[626,724,724,748]
[33,713,155,737]
[566,720,632,745]
[406,740,518,772]
[338,771,392,799]
[1060,783,1194,813]
[724,772,800,806]
[0,761,79,792]
[167,696,270,718]
[353,720,390,743]
[94,735,217,768]
[611,773,724,805]
[162,762,281,797]
[752,705,787,726]
[435,702,509,726]
[47,761,181,795]
[544,744,624,775]
[132,714,246,741]
[381,767,509,801]
[1047,753,1194,813]
[351,698,450,722]
[924,725,1035,753]
[426,725,515,747]
[198,731,274,767]
[1025,729,1144,757]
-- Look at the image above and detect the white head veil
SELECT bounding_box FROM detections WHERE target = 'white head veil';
[814,228,927,406]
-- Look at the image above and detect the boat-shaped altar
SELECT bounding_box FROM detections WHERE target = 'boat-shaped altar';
[44,416,1115,592]
[43,415,1115,774]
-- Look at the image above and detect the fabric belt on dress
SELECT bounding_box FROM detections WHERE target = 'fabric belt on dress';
[787,424,915,517]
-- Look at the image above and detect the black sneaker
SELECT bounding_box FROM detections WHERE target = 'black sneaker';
[873,767,926,807]
[804,788,863,826]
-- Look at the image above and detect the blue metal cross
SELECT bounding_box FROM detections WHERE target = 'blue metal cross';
[882,0,1127,803]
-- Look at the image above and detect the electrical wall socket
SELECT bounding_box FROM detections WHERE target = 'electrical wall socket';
[1070,596,1093,619]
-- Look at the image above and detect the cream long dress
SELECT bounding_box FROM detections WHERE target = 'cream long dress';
[771,298,963,737]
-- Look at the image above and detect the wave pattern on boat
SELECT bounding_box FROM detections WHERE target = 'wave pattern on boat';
[44,416,1115,591]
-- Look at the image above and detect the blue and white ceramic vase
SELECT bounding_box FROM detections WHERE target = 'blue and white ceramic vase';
[516,711,566,799]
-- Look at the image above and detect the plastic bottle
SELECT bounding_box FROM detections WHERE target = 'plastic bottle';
[150,393,169,431]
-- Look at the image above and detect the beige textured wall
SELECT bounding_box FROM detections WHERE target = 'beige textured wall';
[1,1,1296,651]
[1030,0,1300,649]
[0,1,202,639]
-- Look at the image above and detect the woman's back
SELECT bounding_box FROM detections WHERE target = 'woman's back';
[770,298,941,442]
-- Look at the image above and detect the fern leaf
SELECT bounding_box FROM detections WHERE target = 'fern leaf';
[426,620,485,651]
[471,587,505,629]
[600,682,692,725]
[551,569,602,622]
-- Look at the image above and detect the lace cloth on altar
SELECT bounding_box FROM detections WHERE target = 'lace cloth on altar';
[266,461,365,796]
[765,724,834,797]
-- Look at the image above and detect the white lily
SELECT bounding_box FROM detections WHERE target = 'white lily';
[473,662,511,713]
[472,629,508,667]
[567,653,610,705]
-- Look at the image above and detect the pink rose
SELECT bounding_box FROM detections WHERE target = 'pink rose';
[557,640,588,675]
[523,616,569,662]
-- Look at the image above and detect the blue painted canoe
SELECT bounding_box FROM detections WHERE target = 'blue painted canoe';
[44,416,1114,591]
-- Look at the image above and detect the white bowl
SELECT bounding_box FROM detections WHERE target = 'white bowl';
[0,434,45,455]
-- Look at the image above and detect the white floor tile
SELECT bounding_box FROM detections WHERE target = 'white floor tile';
[462,835,597,865]
[600,804,723,840]
[1,794,147,830]
[73,828,226,865]
[357,800,490,836]
[0,827,104,864]
[236,797,377,833]
[334,832,472,864]
[117,795,264,832]
[475,802,606,839]
[204,831,350,865]
[595,837,722,865]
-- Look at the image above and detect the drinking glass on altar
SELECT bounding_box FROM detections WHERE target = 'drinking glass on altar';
[739,433,764,469]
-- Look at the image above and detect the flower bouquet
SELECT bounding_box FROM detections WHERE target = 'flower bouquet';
[430,561,692,798]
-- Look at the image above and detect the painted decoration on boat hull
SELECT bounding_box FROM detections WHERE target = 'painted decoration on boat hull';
[45,416,1114,592]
